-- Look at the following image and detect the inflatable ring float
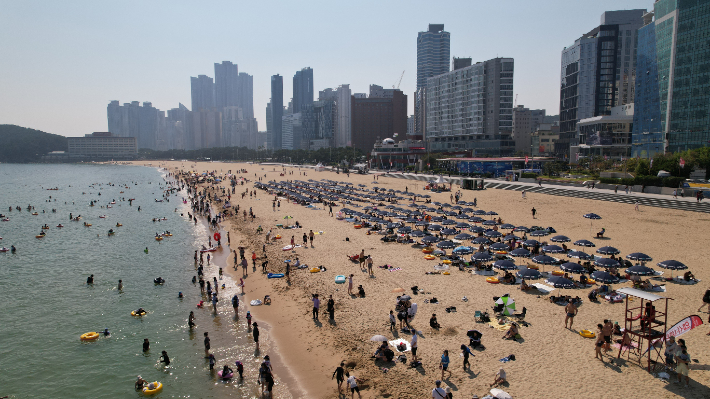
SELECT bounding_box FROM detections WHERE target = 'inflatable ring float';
[309,268,320,273]
[217,370,233,379]
[163,233,172,237]
[443,271,451,275]
[155,236,163,241]
[80,332,99,341]
[579,329,596,338]
[424,255,436,260]
[143,382,163,395]
[116,223,122,227]
[282,245,294,251]
[84,224,92,227]
[486,277,500,284]
[551,270,565,276]
[527,265,539,270]
[495,250,508,255]
[442,260,452,264]
[422,248,434,254]
[275,235,282,239]
[586,279,596,285]
[131,310,146,317]
[354,225,362,229]
[36,235,45,238]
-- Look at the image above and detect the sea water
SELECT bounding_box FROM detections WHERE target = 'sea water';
[0,164,289,398]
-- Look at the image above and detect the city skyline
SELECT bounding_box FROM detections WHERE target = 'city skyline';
[0,0,653,138]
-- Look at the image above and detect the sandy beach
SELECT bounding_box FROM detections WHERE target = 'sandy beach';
[143,160,710,399]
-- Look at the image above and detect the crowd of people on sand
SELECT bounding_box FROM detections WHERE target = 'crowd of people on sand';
[109,164,709,398]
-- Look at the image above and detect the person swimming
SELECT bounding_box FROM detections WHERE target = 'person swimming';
[178,292,183,298]
[135,375,147,390]
[134,307,147,316]
[160,350,170,366]
[102,328,110,336]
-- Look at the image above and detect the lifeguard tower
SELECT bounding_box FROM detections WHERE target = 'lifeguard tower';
[616,287,673,372]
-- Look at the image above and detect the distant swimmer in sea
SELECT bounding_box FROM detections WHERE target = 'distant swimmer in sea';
[102,328,110,336]
[178,292,183,298]
[134,308,147,316]
[135,375,147,390]
[144,247,149,254]
[118,280,123,290]
[87,274,94,285]
[160,350,170,366]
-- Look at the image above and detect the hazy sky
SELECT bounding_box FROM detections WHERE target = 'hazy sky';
[0,0,651,137]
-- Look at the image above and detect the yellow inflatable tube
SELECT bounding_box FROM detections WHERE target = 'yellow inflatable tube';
[143,382,163,395]
[80,332,99,341]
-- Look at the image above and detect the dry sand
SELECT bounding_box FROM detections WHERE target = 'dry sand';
[140,160,710,399]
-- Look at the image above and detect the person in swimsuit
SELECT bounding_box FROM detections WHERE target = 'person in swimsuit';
[135,375,147,390]
[594,324,604,360]
[160,350,170,366]
[204,332,210,356]
[188,311,195,328]
[564,299,578,329]
[253,322,260,350]
[332,362,345,393]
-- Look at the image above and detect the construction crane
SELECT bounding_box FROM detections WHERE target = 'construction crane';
[393,70,405,90]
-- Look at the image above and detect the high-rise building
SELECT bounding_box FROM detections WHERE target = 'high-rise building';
[107,100,164,150]
[190,75,215,111]
[407,115,415,137]
[416,24,450,140]
[632,2,710,156]
[214,61,239,109]
[512,105,547,154]
[166,103,189,150]
[557,9,646,158]
[453,57,472,70]
[265,102,273,150]
[292,67,314,113]
[351,89,407,153]
[187,108,222,149]
[237,72,254,119]
[270,75,284,149]
[319,84,352,147]
[426,58,515,156]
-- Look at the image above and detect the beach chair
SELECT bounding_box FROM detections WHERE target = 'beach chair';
[474,310,482,322]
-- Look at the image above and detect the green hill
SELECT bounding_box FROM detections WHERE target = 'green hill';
[0,124,67,163]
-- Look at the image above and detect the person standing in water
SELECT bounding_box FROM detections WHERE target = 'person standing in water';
[87,274,94,284]
[143,338,150,352]
[253,322,260,350]
[160,350,170,366]
[117,280,123,290]
[203,332,210,357]
[232,294,239,317]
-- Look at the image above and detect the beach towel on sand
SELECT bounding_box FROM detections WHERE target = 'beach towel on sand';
[488,321,512,331]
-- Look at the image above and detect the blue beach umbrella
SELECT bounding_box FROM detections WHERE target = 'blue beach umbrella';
[560,262,586,274]
[472,236,492,245]
[656,260,687,270]
[625,265,656,276]
[532,255,557,265]
[437,240,456,249]
[626,252,653,262]
[493,260,518,270]
[545,276,577,289]
[551,235,571,243]
[472,252,494,262]
[542,245,566,254]
[567,251,593,261]
[453,246,473,255]
[517,268,542,280]
[529,230,549,237]
[454,233,474,240]
[489,242,510,251]
[499,223,516,230]
[594,258,620,269]
[574,239,595,248]
[596,246,620,255]
[591,270,620,284]
[484,230,502,238]
[509,248,531,258]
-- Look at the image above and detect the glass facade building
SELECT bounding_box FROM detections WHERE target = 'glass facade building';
[632,21,663,157]
[632,0,710,155]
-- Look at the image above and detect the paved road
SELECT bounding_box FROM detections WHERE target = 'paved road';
[485,181,710,214]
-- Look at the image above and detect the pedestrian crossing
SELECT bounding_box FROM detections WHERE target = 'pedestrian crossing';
[485,182,710,214]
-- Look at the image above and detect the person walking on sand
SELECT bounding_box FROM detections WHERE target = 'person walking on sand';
[564,299,578,330]
[312,294,320,321]
[327,295,335,321]
[440,350,451,380]
[595,324,604,360]
[346,372,362,399]
[241,258,248,276]
[348,274,354,296]
[411,332,418,362]
[303,232,308,247]
[252,251,257,267]
[521,190,526,199]
[635,201,640,211]
[239,278,244,294]
[309,230,315,247]
[359,249,365,268]
[461,344,473,370]
[366,255,374,276]
[332,362,345,394]
[531,207,537,219]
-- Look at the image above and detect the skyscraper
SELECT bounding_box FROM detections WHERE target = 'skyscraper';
[416,24,450,140]
[190,75,215,111]
[632,2,710,156]
[426,58,515,156]
[351,89,407,153]
[107,100,165,150]
[292,67,314,113]
[214,61,239,109]
[270,75,284,150]
[319,84,352,147]
[557,10,645,158]
[237,72,254,119]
